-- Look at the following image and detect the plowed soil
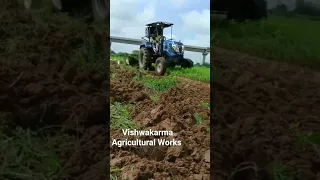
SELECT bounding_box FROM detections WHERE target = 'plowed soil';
[212,47,320,180]
[110,61,210,179]
[0,1,109,180]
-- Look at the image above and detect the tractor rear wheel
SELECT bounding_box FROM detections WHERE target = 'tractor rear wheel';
[139,47,152,70]
[155,57,167,76]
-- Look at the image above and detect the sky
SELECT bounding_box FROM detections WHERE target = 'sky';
[110,0,210,64]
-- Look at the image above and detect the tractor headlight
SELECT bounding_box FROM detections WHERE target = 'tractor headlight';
[172,44,184,53]
[172,44,179,52]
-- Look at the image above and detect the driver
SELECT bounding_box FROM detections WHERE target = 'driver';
[154,26,163,52]
[155,35,161,52]
[151,35,157,52]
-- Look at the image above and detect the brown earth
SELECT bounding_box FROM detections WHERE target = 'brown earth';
[212,47,320,180]
[110,61,211,179]
[0,1,109,180]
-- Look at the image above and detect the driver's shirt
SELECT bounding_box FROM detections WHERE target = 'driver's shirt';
[155,35,161,42]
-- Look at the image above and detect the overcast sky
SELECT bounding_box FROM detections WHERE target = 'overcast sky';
[110,0,210,64]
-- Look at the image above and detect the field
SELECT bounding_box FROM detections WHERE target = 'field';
[109,55,210,179]
[0,1,109,179]
[212,13,320,179]
[110,54,210,83]
[212,14,320,67]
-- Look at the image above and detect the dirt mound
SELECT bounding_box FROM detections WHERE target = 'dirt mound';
[0,1,108,179]
[110,62,210,179]
[212,48,320,180]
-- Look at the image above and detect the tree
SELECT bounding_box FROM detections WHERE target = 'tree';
[131,50,139,59]
[132,50,139,55]
[116,52,129,57]
[203,62,210,67]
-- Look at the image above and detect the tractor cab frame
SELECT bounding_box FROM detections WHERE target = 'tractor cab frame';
[144,22,173,54]
[145,22,173,40]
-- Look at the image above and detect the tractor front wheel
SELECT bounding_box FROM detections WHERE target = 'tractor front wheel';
[139,47,152,70]
[181,58,193,68]
[126,56,139,66]
[155,57,167,76]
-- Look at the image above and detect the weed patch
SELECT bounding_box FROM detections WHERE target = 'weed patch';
[110,167,122,180]
[144,76,177,92]
[294,131,320,151]
[193,113,203,125]
[111,54,126,63]
[193,113,209,132]
[134,75,177,92]
[265,163,298,180]
[0,127,65,180]
[110,102,136,130]
[169,66,210,83]
[201,102,210,110]
[150,95,160,102]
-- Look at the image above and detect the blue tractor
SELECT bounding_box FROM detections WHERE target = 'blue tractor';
[139,22,193,76]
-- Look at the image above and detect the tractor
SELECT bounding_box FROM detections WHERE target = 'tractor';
[22,0,108,23]
[139,22,193,76]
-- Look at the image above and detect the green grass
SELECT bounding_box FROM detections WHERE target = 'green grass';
[193,113,203,125]
[169,66,210,83]
[294,131,320,150]
[110,167,122,180]
[142,76,177,92]
[201,101,210,110]
[266,131,320,180]
[132,70,178,92]
[212,14,320,67]
[265,163,298,180]
[111,53,210,83]
[0,127,67,180]
[110,102,136,130]
[150,95,160,102]
[110,102,136,179]
[110,54,126,63]
[192,113,210,132]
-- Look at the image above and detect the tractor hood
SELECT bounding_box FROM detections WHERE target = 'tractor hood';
[166,40,183,45]
[164,40,185,54]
